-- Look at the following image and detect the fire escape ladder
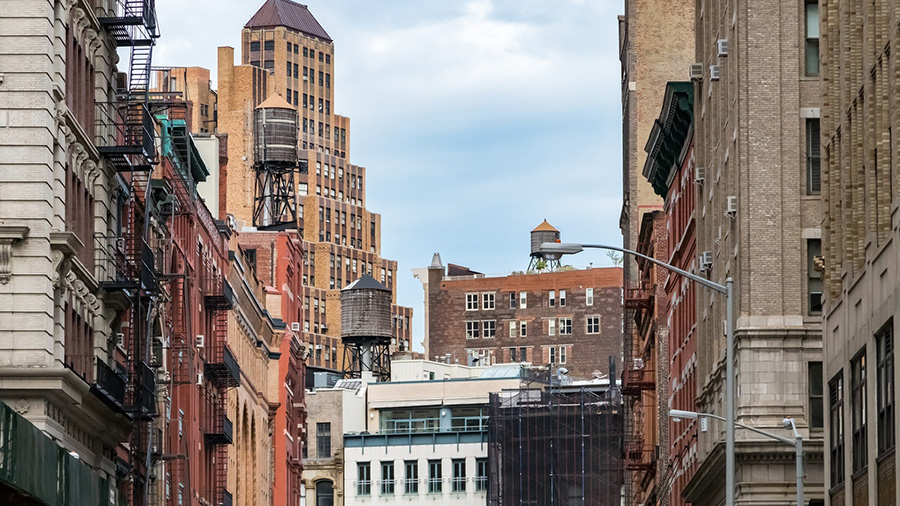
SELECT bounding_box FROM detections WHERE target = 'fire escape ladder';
[170,274,193,385]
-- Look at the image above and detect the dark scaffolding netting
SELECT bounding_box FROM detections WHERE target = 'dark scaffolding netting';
[487,386,624,506]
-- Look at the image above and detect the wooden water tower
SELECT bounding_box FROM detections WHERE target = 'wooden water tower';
[340,274,393,382]
[252,94,299,229]
[528,219,561,270]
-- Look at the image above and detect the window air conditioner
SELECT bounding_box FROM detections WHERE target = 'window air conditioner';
[709,65,721,81]
[699,251,713,272]
[196,334,205,348]
[115,237,127,253]
[291,322,301,332]
[196,373,203,386]
[690,63,704,81]
[717,39,729,57]
[116,333,126,348]
[694,166,705,183]
[725,196,738,216]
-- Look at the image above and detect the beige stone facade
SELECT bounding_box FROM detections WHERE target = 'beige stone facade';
[684,0,825,504]
[821,0,900,503]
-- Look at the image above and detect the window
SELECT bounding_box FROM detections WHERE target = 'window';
[510,348,517,362]
[520,291,527,309]
[509,292,516,308]
[586,316,601,334]
[317,422,332,458]
[476,459,488,491]
[549,290,556,307]
[851,352,867,472]
[559,318,572,335]
[586,288,594,306]
[466,293,479,311]
[287,62,292,77]
[509,322,516,338]
[264,40,274,51]
[178,410,184,438]
[405,461,418,494]
[877,323,895,453]
[178,484,184,506]
[830,373,845,486]
[808,361,823,428]
[482,320,496,338]
[428,460,442,493]
[482,292,495,310]
[549,318,556,336]
[549,347,556,364]
[309,49,314,59]
[381,462,395,495]
[805,0,819,76]
[559,290,567,306]
[465,321,479,339]
[519,321,527,337]
[807,120,821,194]
[316,481,334,506]
[559,346,567,364]
[357,463,371,495]
[452,459,466,492]
[520,347,528,362]
[264,60,275,70]
[250,41,260,52]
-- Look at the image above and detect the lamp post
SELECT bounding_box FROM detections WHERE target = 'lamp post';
[539,242,735,506]
[669,410,804,506]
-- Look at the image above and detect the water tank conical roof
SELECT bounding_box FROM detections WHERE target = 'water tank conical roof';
[256,94,293,110]
[429,253,444,270]
[342,274,390,292]
[532,219,559,233]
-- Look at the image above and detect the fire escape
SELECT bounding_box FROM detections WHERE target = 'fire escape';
[95,2,160,505]
[622,282,657,496]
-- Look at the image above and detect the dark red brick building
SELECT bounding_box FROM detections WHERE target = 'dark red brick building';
[420,256,623,379]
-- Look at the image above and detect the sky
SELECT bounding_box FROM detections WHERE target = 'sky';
[154,0,626,350]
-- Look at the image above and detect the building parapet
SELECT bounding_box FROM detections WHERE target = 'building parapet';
[344,429,488,448]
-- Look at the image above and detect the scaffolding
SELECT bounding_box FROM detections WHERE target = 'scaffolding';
[487,385,623,506]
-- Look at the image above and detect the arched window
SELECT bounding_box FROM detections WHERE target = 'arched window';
[315,480,334,506]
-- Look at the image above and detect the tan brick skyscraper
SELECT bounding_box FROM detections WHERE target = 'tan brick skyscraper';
[683,1,825,505]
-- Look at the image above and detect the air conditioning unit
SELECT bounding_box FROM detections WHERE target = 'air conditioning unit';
[115,237,127,253]
[709,65,721,81]
[116,333,126,348]
[699,251,713,272]
[690,63,704,81]
[196,334,205,348]
[291,322,301,332]
[725,196,738,216]
[717,39,729,56]
[303,76,308,81]
[196,372,203,386]
[320,324,328,331]
[227,215,237,230]
[694,166,705,183]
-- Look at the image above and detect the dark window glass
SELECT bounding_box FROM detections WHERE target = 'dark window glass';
[807,239,823,314]
[452,459,466,492]
[404,461,418,494]
[316,422,331,458]
[807,119,821,194]
[877,323,895,453]
[809,362,824,428]
[264,40,275,51]
[381,462,395,495]
[428,460,442,493]
[851,352,867,472]
[805,1,820,75]
[250,41,260,52]
[315,481,334,506]
[830,373,844,485]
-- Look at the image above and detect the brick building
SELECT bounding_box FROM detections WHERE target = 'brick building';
[417,252,623,379]
[642,82,697,506]
[820,0,900,503]
[216,0,413,377]
[684,0,824,504]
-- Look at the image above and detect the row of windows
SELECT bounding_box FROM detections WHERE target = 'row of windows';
[315,162,359,186]
[466,289,595,311]
[309,185,364,208]
[249,41,331,65]
[829,322,894,487]
[330,270,393,289]
[465,317,598,339]
[320,207,365,229]
[357,459,488,496]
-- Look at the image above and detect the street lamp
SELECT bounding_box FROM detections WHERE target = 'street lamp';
[669,410,804,506]
[540,242,736,506]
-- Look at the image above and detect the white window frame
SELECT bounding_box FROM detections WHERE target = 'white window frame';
[586,315,601,334]
[548,318,556,336]
[509,321,516,338]
[559,318,572,335]
[466,293,479,311]
[586,288,594,306]
[519,291,527,309]
[559,289,567,306]
[466,321,480,339]
[482,292,495,310]
[482,320,496,338]
[549,290,556,307]
[559,346,567,364]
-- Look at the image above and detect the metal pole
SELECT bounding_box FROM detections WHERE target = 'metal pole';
[796,434,803,506]
[726,277,735,506]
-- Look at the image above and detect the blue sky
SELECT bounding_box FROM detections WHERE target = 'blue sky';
[155,0,626,350]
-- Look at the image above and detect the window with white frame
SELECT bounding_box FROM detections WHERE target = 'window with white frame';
[466,321,480,339]
[559,346,567,364]
[548,318,556,336]
[519,291,527,309]
[559,290,567,306]
[586,316,600,334]
[559,318,572,335]
[482,292,495,310]
[519,321,527,337]
[586,288,594,306]
[509,322,516,338]
[482,320,496,338]
[466,293,479,311]
[549,290,556,307]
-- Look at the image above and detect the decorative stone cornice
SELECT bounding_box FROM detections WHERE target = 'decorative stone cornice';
[0,226,29,284]
[49,230,83,290]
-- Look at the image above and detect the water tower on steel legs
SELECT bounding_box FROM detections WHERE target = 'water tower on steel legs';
[341,274,393,382]
[528,219,561,270]
[252,94,301,229]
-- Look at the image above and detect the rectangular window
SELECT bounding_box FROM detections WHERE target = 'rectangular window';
[466,293,479,311]
[452,459,466,492]
[381,462,395,495]
[465,321,480,339]
[805,0,820,76]
[476,459,488,491]
[250,41,260,52]
[830,373,845,486]
[357,463,371,496]
[559,318,572,335]
[519,321,527,337]
[482,320,496,338]
[509,292,516,309]
[519,291,527,309]
[178,410,184,438]
[809,361,823,428]
[586,316,600,334]
[264,40,274,51]
[549,347,556,364]
[520,347,527,362]
[428,460,442,493]
[549,290,556,307]
[877,323,895,453]
[549,318,556,336]
[586,288,594,306]
[807,119,821,194]
[510,348,517,362]
[316,422,331,458]
[559,346,567,364]
[559,290,567,306]
[851,352,867,472]
[482,292,495,310]
[405,461,419,494]
[509,322,516,338]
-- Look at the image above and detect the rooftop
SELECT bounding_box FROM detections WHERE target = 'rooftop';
[245,0,332,42]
